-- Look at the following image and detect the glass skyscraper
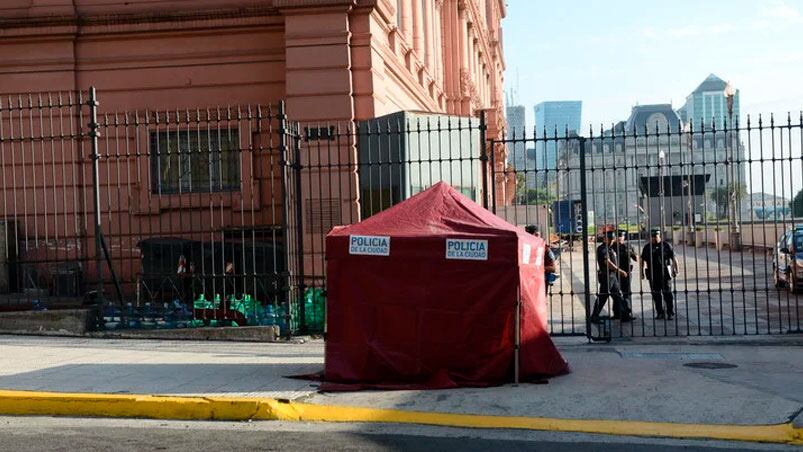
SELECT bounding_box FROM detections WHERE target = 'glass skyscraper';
[679,74,740,129]
[506,104,526,167]
[534,100,582,172]
[505,104,536,189]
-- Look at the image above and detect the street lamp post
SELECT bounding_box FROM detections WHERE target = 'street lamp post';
[658,149,667,235]
[724,81,742,251]
[684,127,695,245]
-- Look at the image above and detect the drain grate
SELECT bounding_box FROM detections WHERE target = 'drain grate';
[619,352,724,361]
[683,362,738,369]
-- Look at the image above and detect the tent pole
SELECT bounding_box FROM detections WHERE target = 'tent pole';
[514,286,521,384]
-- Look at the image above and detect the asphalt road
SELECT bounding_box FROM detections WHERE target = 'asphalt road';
[0,417,797,452]
[548,242,802,336]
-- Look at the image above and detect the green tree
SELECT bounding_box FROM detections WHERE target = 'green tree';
[711,184,746,219]
[514,173,530,205]
[514,173,555,205]
[792,188,803,217]
[524,188,556,205]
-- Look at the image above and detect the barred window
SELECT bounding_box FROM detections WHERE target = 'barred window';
[150,129,240,194]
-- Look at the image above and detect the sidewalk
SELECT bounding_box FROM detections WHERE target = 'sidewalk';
[0,335,800,443]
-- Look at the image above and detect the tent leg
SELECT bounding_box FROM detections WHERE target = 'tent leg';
[514,288,521,385]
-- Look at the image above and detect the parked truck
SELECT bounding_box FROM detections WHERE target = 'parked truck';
[552,200,594,237]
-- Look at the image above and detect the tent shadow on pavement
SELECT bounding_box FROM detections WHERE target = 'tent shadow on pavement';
[0,363,322,395]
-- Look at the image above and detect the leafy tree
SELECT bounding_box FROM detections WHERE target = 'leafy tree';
[524,188,556,205]
[515,173,556,205]
[792,188,803,217]
[516,173,526,201]
[711,184,746,219]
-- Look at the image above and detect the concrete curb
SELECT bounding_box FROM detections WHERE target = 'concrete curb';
[0,390,800,445]
[0,327,287,343]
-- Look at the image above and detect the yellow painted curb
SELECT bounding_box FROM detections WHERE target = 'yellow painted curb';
[264,399,802,445]
[0,390,260,421]
[0,390,800,445]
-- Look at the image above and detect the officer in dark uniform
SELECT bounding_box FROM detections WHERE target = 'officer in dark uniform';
[590,230,630,323]
[525,225,556,294]
[612,230,637,321]
[640,228,679,320]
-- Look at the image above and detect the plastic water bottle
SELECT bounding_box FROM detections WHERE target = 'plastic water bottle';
[275,303,288,335]
[193,294,207,310]
[264,303,277,326]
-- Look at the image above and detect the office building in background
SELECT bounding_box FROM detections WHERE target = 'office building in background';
[678,74,740,129]
[534,101,582,188]
[506,103,536,189]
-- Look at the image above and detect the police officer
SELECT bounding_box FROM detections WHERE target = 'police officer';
[612,230,637,321]
[525,225,556,293]
[640,228,679,320]
[590,230,629,323]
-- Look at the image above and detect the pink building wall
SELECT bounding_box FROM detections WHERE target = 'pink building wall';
[0,0,513,290]
[0,0,507,133]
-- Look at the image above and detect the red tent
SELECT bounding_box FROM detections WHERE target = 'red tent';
[323,182,569,390]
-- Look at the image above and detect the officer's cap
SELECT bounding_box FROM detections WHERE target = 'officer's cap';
[617,230,627,237]
[650,228,662,236]
[603,230,616,239]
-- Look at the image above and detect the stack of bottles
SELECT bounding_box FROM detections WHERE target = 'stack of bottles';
[190,292,288,334]
[193,294,222,310]
[290,288,326,333]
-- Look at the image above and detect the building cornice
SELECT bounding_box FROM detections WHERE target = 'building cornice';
[496,0,506,18]
[0,5,280,30]
[0,14,283,39]
[274,0,355,8]
[355,0,395,24]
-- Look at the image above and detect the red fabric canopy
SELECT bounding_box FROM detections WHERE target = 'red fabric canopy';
[323,182,569,390]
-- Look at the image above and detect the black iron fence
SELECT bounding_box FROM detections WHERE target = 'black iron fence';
[0,90,294,332]
[496,115,803,338]
[0,92,90,313]
[93,94,294,331]
[285,111,489,334]
[0,87,800,338]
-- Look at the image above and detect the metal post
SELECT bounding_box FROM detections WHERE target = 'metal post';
[292,125,307,334]
[479,110,489,209]
[659,150,666,234]
[277,101,293,332]
[578,138,593,339]
[490,139,497,215]
[514,285,520,384]
[728,110,741,250]
[686,129,695,243]
[725,85,741,251]
[87,87,104,302]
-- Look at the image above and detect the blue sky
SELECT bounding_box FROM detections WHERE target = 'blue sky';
[503,0,803,129]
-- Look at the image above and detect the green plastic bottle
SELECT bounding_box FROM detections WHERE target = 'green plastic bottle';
[193,294,208,310]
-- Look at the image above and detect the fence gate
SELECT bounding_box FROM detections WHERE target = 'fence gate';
[498,117,802,338]
[490,133,591,337]
[289,111,803,339]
